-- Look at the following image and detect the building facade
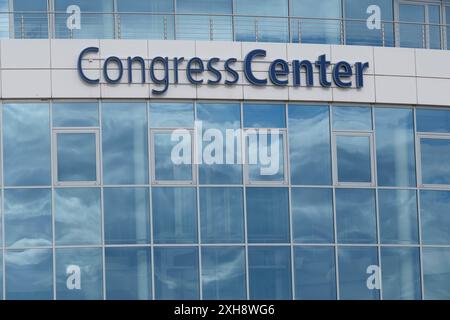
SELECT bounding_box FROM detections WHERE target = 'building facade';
[0,0,449,300]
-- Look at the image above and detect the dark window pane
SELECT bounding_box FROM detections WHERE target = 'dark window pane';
[294,246,336,300]
[336,189,377,244]
[105,247,152,300]
[244,104,286,128]
[202,247,246,300]
[338,247,380,300]
[102,103,148,185]
[423,247,450,300]
[381,247,421,300]
[200,188,244,244]
[104,188,150,245]
[55,188,101,246]
[420,191,450,245]
[292,188,334,244]
[4,189,52,248]
[248,246,292,300]
[154,247,199,300]
[379,190,418,244]
[53,103,99,127]
[56,248,103,300]
[246,188,289,243]
[3,103,51,186]
[289,105,331,185]
[6,249,53,300]
[152,188,197,244]
[375,108,416,187]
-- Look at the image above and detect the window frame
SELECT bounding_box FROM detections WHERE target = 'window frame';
[52,128,101,186]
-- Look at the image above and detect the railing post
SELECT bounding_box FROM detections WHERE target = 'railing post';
[255,18,259,42]
[209,17,213,41]
[20,15,25,39]
[340,19,344,44]
[381,23,385,47]
[70,28,73,39]
[422,23,426,49]
[164,16,168,40]
[297,19,301,44]
[117,13,121,39]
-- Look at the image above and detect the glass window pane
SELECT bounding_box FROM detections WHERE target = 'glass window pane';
[152,188,197,244]
[344,0,394,47]
[53,103,99,127]
[54,0,114,39]
[4,189,52,248]
[150,103,194,128]
[197,103,242,184]
[294,246,336,300]
[420,138,450,185]
[336,189,377,244]
[381,247,421,300]
[200,188,244,244]
[247,132,285,182]
[423,247,450,300]
[333,106,372,131]
[57,133,97,182]
[5,249,53,300]
[56,248,103,300]
[235,16,288,42]
[292,188,334,244]
[429,5,441,50]
[117,0,174,39]
[154,247,199,300]
[417,108,450,133]
[0,252,2,300]
[291,0,341,44]
[3,103,51,186]
[420,191,450,245]
[104,188,150,245]
[379,190,418,245]
[375,108,416,187]
[248,246,292,300]
[55,188,101,246]
[13,0,48,39]
[105,247,152,300]
[338,247,380,300]
[102,103,148,185]
[399,3,425,48]
[244,104,286,128]
[236,0,287,16]
[154,132,192,181]
[289,105,331,185]
[336,136,372,183]
[246,188,289,243]
[202,247,246,300]
[0,0,9,39]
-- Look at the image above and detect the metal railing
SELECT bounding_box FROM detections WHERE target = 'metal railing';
[5,11,450,50]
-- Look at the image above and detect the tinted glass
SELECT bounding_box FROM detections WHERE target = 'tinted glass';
[246,188,289,243]
[13,0,48,39]
[244,104,286,128]
[399,3,425,48]
[333,106,372,131]
[53,103,99,127]
[336,136,372,183]
[104,188,150,245]
[154,132,192,181]
[150,103,194,128]
[417,108,450,133]
[423,247,450,300]
[420,138,450,185]
[420,191,450,245]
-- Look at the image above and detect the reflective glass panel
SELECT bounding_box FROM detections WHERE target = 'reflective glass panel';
[292,188,334,244]
[54,0,114,39]
[381,247,421,300]
[152,188,197,244]
[244,104,286,128]
[338,247,380,300]
[399,3,425,48]
[246,188,289,243]
[105,247,152,300]
[4,189,52,248]
[294,246,336,300]
[104,188,150,245]
[420,138,450,185]
[0,0,9,39]
[52,103,99,127]
[336,189,377,244]
[423,247,450,300]
[420,191,450,245]
[197,103,242,184]
[154,247,199,300]
[102,103,148,185]
[13,0,48,39]
[379,189,418,245]
[336,136,372,183]
[248,246,292,300]
[375,108,416,187]
[417,108,450,133]
[5,249,53,300]
[429,5,441,50]
[202,247,246,300]
[150,103,194,128]
[289,105,331,185]
[200,188,244,244]
[57,133,97,182]
[3,103,51,186]
[55,188,101,246]
[56,248,103,300]
[333,106,372,131]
